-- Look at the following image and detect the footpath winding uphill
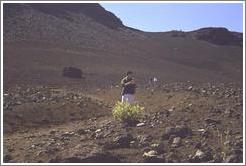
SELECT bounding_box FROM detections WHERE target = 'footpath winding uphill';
[3,82,243,163]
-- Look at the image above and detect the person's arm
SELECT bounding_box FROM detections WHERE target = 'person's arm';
[124,81,132,86]
[125,79,135,86]
[121,78,126,87]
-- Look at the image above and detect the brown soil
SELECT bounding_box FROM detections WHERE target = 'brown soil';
[3,83,243,163]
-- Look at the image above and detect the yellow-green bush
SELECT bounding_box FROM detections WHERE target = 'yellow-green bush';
[112,101,144,123]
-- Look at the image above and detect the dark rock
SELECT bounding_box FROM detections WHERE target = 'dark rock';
[162,127,176,140]
[204,118,221,125]
[3,154,12,162]
[113,133,133,148]
[62,67,83,79]
[200,130,210,138]
[121,119,139,127]
[194,142,202,149]
[137,135,153,148]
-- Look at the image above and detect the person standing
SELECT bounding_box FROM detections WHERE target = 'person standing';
[121,71,136,103]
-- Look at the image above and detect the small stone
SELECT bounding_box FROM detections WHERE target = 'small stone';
[188,86,193,90]
[235,135,243,140]
[150,142,166,154]
[194,142,202,149]
[194,149,205,158]
[171,137,181,148]
[15,101,22,105]
[136,122,145,127]
[168,106,175,112]
[61,131,75,137]
[197,129,205,132]
[201,90,206,93]
[95,129,102,133]
[143,150,158,157]
[201,130,209,138]
[130,141,137,148]
[224,140,231,146]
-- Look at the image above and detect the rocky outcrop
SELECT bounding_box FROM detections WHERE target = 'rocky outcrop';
[191,27,243,46]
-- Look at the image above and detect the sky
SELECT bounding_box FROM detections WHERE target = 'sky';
[100,3,244,32]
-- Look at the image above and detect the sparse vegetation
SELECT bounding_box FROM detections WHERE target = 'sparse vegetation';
[112,101,144,123]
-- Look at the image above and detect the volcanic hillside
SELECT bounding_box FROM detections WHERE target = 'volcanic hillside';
[3,3,244,163]
[3,3,243,87]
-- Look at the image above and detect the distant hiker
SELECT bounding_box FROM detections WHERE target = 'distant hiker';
[121,71,136,103]
[153,77,157,83]
[148,76,157,95]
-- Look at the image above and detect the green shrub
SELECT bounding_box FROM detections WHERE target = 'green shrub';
[112,101,144,123]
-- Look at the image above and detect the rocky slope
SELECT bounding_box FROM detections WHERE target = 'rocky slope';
[3,82,243,163]
[2,3,243,163]
[3,3,243,87]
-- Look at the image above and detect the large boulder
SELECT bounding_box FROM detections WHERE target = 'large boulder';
[62,67,83,79]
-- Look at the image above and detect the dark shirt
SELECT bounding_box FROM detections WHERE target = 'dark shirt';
[121,76,136,95]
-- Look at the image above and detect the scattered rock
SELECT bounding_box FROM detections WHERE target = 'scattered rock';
[143,150,165,163]
[137,135,153,147]
[190,149,212,162]
[113,133,133,148]
[188,86,193,90]
[168,106,175,112]
[162,125,192,140]
[136,122,145,127]
[205,118,221,125]
[61,132,75,137]
[150,142,166,154]
[171,137,181,148]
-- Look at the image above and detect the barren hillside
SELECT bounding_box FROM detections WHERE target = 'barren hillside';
[3,3,243,87]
